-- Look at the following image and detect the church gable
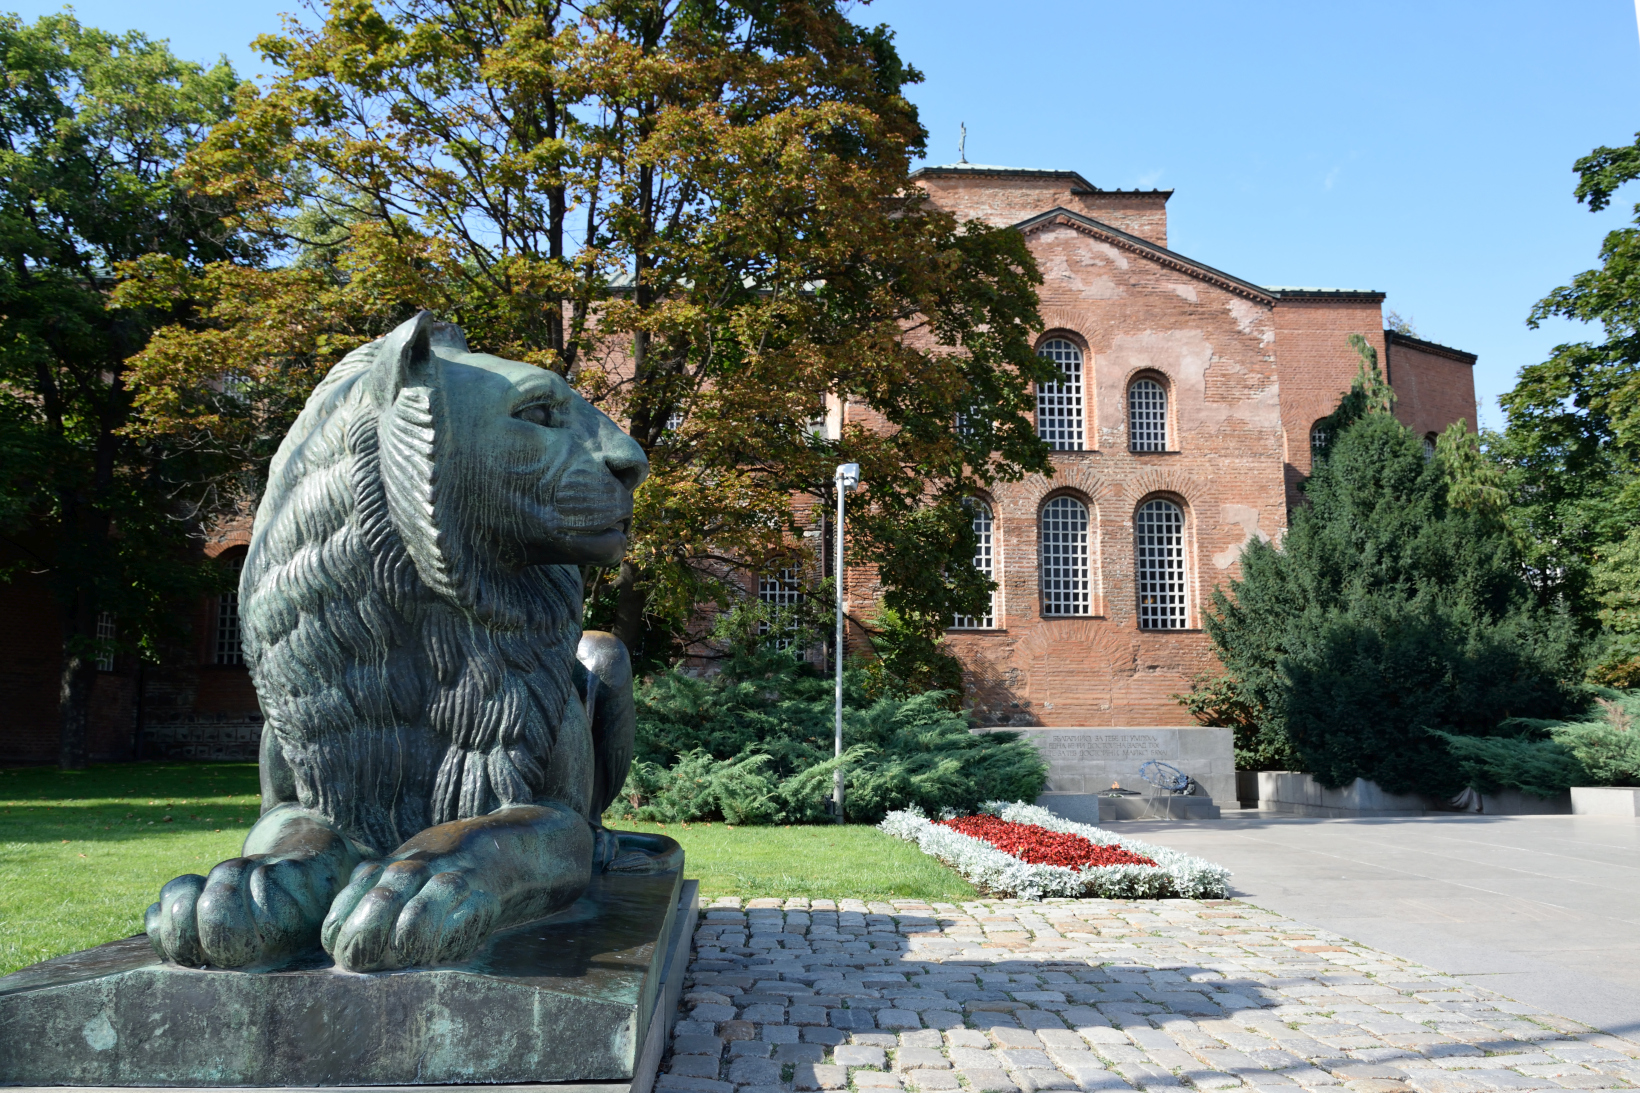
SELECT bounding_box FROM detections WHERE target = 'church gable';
[1014,207,1275,305]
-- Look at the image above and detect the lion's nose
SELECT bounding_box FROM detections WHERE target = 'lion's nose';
[605,440,648,492]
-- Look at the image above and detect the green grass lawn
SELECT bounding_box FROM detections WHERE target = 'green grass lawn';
[0,761,973,975]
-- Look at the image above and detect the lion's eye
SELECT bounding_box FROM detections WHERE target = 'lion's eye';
[516,403,557,427]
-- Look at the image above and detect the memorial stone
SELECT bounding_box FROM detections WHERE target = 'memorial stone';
[977,726,1235,821]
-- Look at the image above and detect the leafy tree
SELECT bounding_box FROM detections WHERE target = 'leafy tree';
[0,15,250,767]
[125,0,1053,673]
[1198,365,1579,796]
[1589,531,1640,685]
[1489,132,1640,679]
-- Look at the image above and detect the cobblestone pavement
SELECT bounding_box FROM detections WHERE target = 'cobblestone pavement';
[658,897,1640,1093]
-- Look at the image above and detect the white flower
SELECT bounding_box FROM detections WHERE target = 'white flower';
[878,801,1230,900]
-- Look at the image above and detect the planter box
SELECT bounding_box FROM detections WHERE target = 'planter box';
[1257,771,1570,817]
[1571,786,1640,816]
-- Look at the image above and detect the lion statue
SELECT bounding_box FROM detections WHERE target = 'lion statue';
[145,311,675,973]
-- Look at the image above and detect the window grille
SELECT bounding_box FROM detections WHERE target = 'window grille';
[1129,378,1168,452]
[1310,422,1329,459]
[665,410,684,432]
[1040,496,1091,616]
[216,556,244,666]
[1423,434,1437,461]
[953,502,996,629]
[95,612,115,671]
[757,568,804,650]
[1136,499,1187,629]
[1035,339,1084,451]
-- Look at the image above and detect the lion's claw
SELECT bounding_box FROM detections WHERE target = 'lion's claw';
[146,873,208,965]
[323,860,498,972]
[145,853,346,968]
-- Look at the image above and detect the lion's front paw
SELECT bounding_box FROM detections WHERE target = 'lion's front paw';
[322,860,500,972]
[145,854,339,968]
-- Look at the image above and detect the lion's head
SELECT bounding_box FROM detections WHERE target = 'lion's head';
[241,313,647,854]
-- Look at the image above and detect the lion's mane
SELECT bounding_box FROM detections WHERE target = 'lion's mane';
[241,330,582,856]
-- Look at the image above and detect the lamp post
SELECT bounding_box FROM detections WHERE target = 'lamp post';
[833,462,861,823]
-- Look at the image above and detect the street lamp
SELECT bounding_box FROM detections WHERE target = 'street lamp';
[833,462,861,823]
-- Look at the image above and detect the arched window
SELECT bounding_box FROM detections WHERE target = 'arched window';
[1040,496,1091,617]
[953,502,995,629]
[215,555,244,666]
[1135,499,1187,629]
[1035,339,1084,451]
[1129,378,1168,452]
[1310,421,1329,460]
[1423,433,1438,461]
[758,568,804,650]
[95,612,116,671]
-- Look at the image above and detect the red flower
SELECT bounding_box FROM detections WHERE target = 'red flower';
[938,814,1158,869]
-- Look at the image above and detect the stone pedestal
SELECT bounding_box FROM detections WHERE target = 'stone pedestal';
[0,872,698,1090]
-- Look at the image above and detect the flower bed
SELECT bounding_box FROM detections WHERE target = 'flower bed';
[880,801,1230,900]
[938,814,1161,869]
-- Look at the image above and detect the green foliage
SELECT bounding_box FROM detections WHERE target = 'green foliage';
[1588,529,1640,686]
[1202,404,1580,797]
[1435,732,1588,800]
[128,0,1053,669]
[1491,131,1640,670]
[1176,672,1295,771]
[862,607,966,702]
[0,14,251,765]
[1541,690,1640,786]
[611,647,1046,825]
[1437,689,1640,795]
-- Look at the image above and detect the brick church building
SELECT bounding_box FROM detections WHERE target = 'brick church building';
[871,163,1477,729]
[0,162,1477,764]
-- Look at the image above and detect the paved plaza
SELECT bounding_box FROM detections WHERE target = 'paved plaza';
[1117,814,1640,1036]
[657,895,1640,1093]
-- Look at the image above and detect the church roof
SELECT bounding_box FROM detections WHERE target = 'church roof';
[912,163,1173,197]
[1384,329,1478,365]
[1263,286,1387,302]
[1012,206,1274,303]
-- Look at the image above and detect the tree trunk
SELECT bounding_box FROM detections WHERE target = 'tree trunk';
[58,599,96,770]
[612,559,645,661]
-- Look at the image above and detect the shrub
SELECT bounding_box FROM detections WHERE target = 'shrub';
[610,646,1047,824]
[1434,689,1640,795]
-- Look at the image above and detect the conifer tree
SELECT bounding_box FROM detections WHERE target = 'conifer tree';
[1200,352,1580,796]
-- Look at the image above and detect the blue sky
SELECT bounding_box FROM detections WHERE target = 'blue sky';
[15,0,1640,423]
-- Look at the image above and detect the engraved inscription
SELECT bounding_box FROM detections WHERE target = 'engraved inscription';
[1031,732,1165,762]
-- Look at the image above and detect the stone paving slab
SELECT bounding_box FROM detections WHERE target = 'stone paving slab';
[656,897,1640,1093]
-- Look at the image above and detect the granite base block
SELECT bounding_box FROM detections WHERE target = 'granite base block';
[1037,792,1221,823]
[0,871,699,1089]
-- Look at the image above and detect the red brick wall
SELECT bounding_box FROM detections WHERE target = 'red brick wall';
[0,519,259,765]
[913,170,1170,246]
[1269,295,1387,508]
[897,201,1289,727]
[1385,332,1478,442]
[0,571,135,765]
